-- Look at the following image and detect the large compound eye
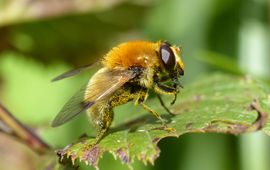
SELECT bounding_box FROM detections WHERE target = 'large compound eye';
[160,43,176,71]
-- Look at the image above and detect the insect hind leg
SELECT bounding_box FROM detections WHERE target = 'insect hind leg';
[91,108,114,145]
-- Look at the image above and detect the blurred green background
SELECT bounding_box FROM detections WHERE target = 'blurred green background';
[0,0,269,170]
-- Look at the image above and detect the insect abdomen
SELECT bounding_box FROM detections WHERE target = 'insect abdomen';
[87,84,144,128]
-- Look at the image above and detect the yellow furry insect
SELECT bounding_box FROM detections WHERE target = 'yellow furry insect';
[51,40,184,145]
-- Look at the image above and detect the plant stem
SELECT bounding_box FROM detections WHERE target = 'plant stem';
[0,103,51,155]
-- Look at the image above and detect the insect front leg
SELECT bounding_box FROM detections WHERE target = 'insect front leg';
[156,94,175,115]
[153,83,177,95]
[154,82,179,107]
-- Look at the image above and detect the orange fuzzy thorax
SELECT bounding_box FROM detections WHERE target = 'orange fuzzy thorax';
[102,41,161,69]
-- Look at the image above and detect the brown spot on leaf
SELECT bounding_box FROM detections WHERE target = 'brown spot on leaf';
[248,99,268,130]
[183,108,191,112]
[139,153,147,163]
[185,123,193,130]
[57,144,72,156]
[193,95,202,102]
[203,99,268,134]
[150,153,160,165]
[82,146,101,167]
[70,152,77,165]
[152,138,160,143]
[138,150,160,165]
[202,120,248,135]
[116,148,130,164]
[56,150,79,170]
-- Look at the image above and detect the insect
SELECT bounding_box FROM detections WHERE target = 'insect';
[51,40,184,145]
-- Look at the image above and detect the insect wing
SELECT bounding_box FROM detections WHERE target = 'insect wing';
[51,62,100,82]
[84,68,135,103]
[51,68,135,127]
[51,83,91,127]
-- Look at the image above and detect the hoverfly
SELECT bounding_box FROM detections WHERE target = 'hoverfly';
[52,40,184,145]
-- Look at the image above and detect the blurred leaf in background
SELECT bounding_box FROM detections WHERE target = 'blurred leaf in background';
[0,0,151,25]
[0,1,151,65]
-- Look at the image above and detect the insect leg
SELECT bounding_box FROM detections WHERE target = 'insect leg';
[170,86,178,105]
[156,94,175,115]
[154,83,177,95]
[92,108,114,145]
[159,75,170,82]
[154,83,180,105]
[135,90,175,132]
[141,103,167,124]
[135,90,166,124]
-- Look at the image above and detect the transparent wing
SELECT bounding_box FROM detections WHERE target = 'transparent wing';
[51,68,135,127]
[51,62,100,82]
[51,83,90,127]
[84,68,135,103]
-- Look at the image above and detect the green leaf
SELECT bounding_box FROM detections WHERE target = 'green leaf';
[56,73,270,169]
